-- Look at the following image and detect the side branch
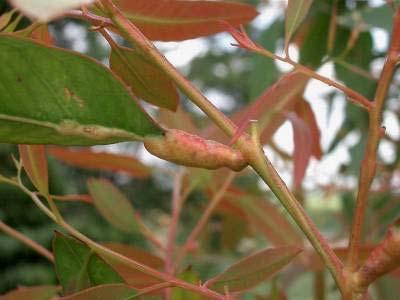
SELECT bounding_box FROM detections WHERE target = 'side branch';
[346,6,400,280]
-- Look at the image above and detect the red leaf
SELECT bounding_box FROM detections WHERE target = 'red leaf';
[0,285,59,300]
[52,194,93,204]
[294,100,322,159]
[233,195,303,246]
[48,147,151,178]
[30,24,54,45]
[109,44,179,111]
[115,0,258,41]
[205,246,302,293]
[100,243,164,289]
[19,145,49,195]
[59,284,136,300]
[205,72,309,144]
[287,112,312,188]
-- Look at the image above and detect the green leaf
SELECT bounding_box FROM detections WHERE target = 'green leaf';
[9,0,94,22]
[18,145,49,195]
[60,284,137,300]
[285,0,313,48]
[0,285,60,300]
[53,232,123,295]
[87,178,139,233]
[0,34,162,146]
[205,246,302,293]
[299,13,330,68]
[110,45,179,111]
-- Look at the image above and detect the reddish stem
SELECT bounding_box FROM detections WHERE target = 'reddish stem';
[346,6,400,280]
[173,172,236,271]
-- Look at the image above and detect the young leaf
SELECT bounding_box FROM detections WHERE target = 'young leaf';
[205,72,309,144]
[110,45,179,111]
[287,112,312,188]
[236,196,303,246]
[226,72,309,145]
[285,0,313,49]
[111,0,258,41]
[48,147,151,179]
[87,178,139,233]
[53,232,123,295]
[18,145,49,195]
[99,243,164,288]
[10,0,95,22]
[294,100,322,159]
[59,284,137,300]
[0,35,162,146]
[205,246,302,293]
[0,285,59,300]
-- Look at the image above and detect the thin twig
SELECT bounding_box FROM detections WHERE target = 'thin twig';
[165,168,186,274]
[253,47,373,111]
[346,8,400,278]
[0,220,54,262]
[174,172,236,271]
[7,179,224,300]
[164,168,186,300]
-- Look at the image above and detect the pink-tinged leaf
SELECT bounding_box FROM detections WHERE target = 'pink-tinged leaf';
[60,284,137,300]
[224,23,260,51]
[285,0,313,48]
[87,178,138,233]
[234,195,302,246]
[48,147,151,178]
[9,0,95,22]
[205,246,302,293]
[110,45,179,111]
[30,24,54,45]
[207,72,309,145]
[52,194,93,204]
[18,145,49,195]
[100,243,164,289]
[294,100,322,159]
[287,112,312,188]
[114,0,258,41]
[0,285,59,300]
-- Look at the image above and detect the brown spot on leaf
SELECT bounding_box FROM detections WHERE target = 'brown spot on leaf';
[64,87,85,108]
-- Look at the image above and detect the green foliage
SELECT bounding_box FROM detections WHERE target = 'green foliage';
[0,35,162,145]
[53,232,123,295]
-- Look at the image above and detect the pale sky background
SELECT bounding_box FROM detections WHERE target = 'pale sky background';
[64,0,398,191]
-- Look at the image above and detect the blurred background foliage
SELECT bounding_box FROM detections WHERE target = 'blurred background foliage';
[1,0,400,299]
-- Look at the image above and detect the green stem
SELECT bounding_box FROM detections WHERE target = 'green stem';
[345,8,400,276]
